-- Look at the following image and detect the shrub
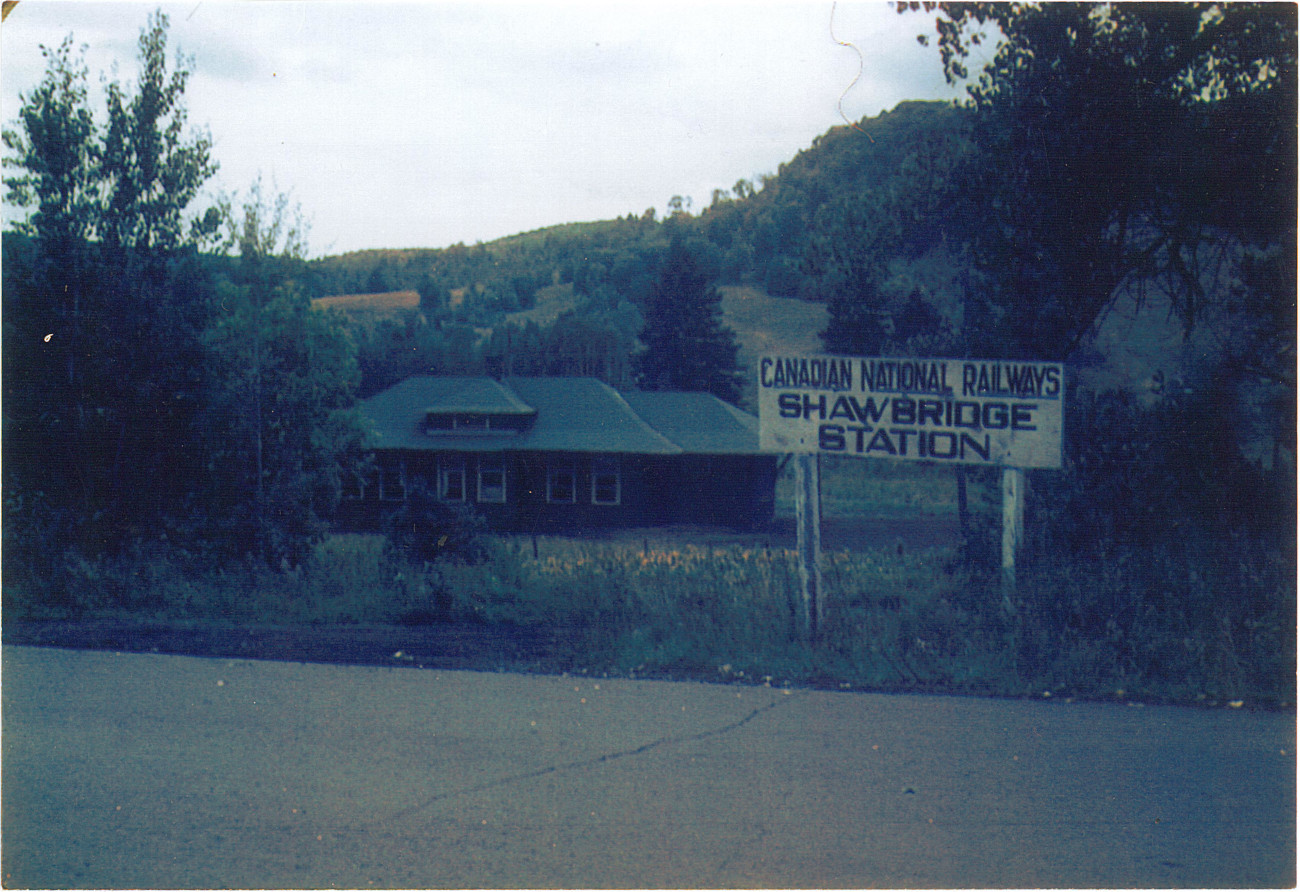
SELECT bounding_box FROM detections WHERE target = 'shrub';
[383,482,489,565]
[1013,388,1296,702]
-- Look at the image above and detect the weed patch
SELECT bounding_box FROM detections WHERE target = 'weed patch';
[4,522,1291,707]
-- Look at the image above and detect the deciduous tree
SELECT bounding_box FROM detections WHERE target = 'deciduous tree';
[200,183,363,565]
[906,2,1296,365]
[3,12,219,554]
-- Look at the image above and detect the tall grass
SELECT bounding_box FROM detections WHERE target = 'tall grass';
[4,534,407,626]
[425,535,1008,691]
[5,524,1291,708]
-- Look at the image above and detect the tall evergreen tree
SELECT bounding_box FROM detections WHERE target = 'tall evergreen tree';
[636,237,743,403]
[810,194,898,357]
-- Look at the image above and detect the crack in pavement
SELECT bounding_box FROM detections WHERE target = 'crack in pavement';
[386,695,793,822]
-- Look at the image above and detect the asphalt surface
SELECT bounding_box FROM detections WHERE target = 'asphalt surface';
[2,645,1294,889]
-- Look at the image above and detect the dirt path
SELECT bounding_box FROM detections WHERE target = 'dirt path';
[3,618,572,674]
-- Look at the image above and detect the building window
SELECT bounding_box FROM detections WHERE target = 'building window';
[380,460,406,501]
[438,459,466,502]
[546,463,576,504]
[477,458,506,503]
[343,466,381,501]
[591,458,621,505]
[361,468,380,500]
[341,469,365,500]
[426,413,504,434]
[456,414,489,431]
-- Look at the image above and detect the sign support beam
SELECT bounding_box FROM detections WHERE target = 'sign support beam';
[1001,466,1025,610]
[794,452,823,641]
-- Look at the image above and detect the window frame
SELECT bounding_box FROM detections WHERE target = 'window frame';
[341,466,371,501]
[379,459,406,502]
[546,463,577,504]
[455,414,490,432]
[438,458,467,502]
[476,457,507,504]
[590,457,621,506]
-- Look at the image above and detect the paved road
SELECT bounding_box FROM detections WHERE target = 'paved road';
[3,646,1294,888]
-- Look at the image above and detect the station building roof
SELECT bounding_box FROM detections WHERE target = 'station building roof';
[360,376,763,456]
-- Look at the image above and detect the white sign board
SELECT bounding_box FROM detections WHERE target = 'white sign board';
[758,354,1064,469]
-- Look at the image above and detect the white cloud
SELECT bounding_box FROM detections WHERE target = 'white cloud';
[2,0,965,256]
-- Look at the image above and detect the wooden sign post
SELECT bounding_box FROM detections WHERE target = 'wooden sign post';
[794,452,824,641]
[1001,466,1025,610]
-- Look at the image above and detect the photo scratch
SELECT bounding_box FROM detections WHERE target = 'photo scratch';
[829,2,873,140]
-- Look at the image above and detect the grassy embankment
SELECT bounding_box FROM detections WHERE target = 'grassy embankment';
[9,458,1291,709]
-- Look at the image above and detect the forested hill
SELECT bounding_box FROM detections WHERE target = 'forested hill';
[306,100,967,310]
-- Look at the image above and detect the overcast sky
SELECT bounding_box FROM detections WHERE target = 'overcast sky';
[2,1,972,257]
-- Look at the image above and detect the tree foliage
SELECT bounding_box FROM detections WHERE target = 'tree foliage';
[875,3,1298,640]
[2,37,99,254]
[199,183,363,565]
[801,102,969,357]
[3,13,360,577]
[3,13,218,557]
[636,237,743,403]
[101,11,218,254]
[906,2,1296,366]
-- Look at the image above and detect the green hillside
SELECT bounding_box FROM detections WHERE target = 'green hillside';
[308,100,973,401]
[718,285,827,407]
[309,92,1283,462]
[306,101,967,309]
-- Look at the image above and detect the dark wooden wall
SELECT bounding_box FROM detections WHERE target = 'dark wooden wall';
[335,450,777,533]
